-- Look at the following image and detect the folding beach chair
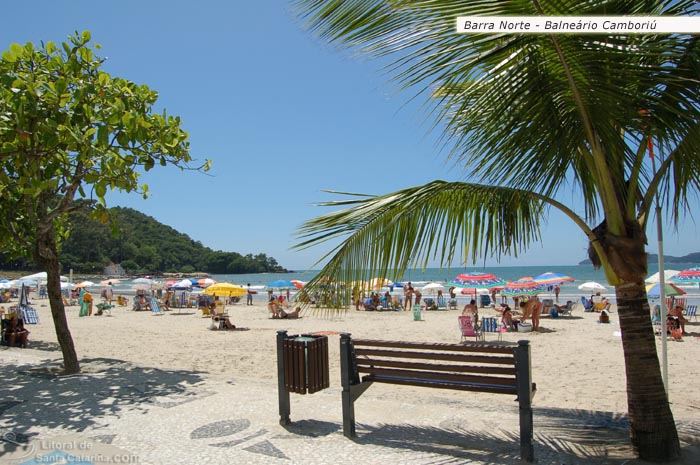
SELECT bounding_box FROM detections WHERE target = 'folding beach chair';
[19,305,39,324]
[480,316,503,341]
[458,315,480,341]
[684,304,697,322]
[150,298,163,316]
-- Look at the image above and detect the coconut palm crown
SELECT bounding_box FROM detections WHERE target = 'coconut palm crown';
[292,1,700,461]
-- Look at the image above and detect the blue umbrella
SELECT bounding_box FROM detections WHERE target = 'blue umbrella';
[267,279,295,288]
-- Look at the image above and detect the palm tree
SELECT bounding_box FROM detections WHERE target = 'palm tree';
[292,0,700,461]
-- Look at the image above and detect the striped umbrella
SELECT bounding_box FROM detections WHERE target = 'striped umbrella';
[669,267,700,288]
[450,271,506,288]
[532,272,574,285]
[500,277,546,297]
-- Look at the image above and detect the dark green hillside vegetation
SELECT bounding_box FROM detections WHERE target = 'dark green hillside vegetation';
[0,206,288,275]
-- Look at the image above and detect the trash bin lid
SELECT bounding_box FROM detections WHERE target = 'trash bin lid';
[293,336,317,342]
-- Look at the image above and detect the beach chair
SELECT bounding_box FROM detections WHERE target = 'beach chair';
[458,315,480,342]
[150,298,163,316]
[581,296,594,312]
[437,296,447,310]
[684,304,697,322]
[557,301,575,317]
[19,305,39,324]
[480,316,503,341]
[449,298,458,310]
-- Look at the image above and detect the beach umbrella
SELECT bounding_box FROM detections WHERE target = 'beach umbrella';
[532,272,575,285]
[99,278,121,286]
[421,282,444,295]
[132,283,152,291]
[60,282,75,290]
[75,280,96,288]
[645,270,681,284]
[202,282,246,297]
[668,267,700,287]
[578,281,607,291]
[500,277,546,297]
[267,279,295,289]
[290,279,306,289]
[197,277,217,287]
[132,277,154,285]
[645,282,686,297]
[451,271,506,288]
[170,279,193,289]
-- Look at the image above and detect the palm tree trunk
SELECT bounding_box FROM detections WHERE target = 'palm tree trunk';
[35,223,80,374]
[615,281,679,460]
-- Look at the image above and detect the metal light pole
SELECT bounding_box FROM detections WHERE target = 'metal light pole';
[650,137,668,398]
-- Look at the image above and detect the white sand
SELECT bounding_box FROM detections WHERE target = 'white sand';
[20,298,700,420]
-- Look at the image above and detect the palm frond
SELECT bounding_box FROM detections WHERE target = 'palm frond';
[294,180,550,307]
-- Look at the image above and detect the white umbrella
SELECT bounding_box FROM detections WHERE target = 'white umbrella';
[421,282,445,294]
[132,277,154,285]
[644,270,680,284]
[19,271,69,282]
[60,282,75,289]
[76,280,96,288]
[578,281,607,291]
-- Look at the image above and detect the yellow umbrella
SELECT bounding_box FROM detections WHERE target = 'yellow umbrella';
[201,282,247,297]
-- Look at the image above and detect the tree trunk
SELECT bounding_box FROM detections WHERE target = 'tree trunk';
[615,280,680,461]
[35,224,80,374]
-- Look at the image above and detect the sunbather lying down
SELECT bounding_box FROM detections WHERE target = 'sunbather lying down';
[271,305,301,319]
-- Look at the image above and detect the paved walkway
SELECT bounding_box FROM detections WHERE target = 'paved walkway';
[1,347,698,465]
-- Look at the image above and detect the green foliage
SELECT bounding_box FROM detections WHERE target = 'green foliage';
[49,206,287,274]
[0,31,210,261]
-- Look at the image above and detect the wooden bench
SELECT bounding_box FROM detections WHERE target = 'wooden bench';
[340,333,536,462]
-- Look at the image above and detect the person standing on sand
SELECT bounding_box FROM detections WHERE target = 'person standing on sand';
[105,284,114,305]
[403,282,414,311]
[246,283,253,306]
[554,284,560,303]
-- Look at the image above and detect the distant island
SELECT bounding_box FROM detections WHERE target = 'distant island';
[578,252,700,266]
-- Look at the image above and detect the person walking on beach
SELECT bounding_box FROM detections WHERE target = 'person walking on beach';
[105,284,114,305]
[246,284,253,306]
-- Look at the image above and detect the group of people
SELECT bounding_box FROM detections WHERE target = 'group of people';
[463,297,544,332]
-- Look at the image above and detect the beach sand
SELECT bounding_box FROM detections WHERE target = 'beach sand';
[4,298,700,463]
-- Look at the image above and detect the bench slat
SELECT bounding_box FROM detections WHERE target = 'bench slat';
[359,366,516,387]
[353,339,515,354]
[355,358,517,375]
[355,348,514,365]
[363,374,518,395]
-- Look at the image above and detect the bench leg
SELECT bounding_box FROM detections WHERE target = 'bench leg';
[515,340,534,462]
[340,333,357,437]
[276,330,291,425]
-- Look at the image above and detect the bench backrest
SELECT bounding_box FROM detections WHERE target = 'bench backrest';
[349,338,520,395]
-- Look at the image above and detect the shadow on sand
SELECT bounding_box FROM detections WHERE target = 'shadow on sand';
[0,357,208,443]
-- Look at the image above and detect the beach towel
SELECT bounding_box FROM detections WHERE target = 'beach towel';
[79,301,90,317]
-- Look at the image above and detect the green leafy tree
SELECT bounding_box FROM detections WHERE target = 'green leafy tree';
[293,0,700,460]
[0,31,210,374]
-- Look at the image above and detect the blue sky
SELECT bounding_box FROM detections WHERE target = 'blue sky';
[2,1,698,270]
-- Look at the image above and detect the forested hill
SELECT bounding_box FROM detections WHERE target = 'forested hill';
[578,252,700,265]
[0,207,289,275]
